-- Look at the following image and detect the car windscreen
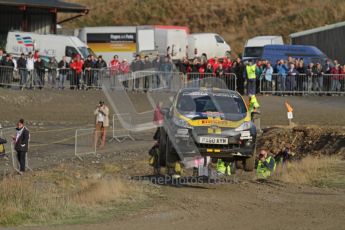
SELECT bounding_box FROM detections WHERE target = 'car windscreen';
[244,47,263,58]
[78,47,90,59]
[176,92,247,120]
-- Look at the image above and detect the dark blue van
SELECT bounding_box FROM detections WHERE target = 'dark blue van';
[260,45,329,65]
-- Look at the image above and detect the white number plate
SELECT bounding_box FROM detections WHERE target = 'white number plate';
[199,136,228,145]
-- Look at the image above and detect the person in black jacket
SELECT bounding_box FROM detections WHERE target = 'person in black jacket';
[83,55,94,89]
[58,56,69,90]
[17,53,27,90]
[12,119,30,173]
[34,57,45,89]
[94,55,107,88]
[1,54,14,87]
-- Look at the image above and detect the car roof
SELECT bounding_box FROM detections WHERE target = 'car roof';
[178,87,238,95]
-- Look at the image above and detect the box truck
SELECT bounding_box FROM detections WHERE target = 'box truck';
[137,25,189,61]
[6,31,93,61]
[77,26,137,62]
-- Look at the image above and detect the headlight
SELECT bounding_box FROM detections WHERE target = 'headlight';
[235,121,252,131]
[172,117,192,129]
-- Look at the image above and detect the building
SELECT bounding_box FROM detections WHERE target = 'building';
[0,0,88,47]
[290,21,345,64]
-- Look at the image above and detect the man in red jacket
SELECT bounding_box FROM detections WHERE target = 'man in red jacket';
[70,54,83,90]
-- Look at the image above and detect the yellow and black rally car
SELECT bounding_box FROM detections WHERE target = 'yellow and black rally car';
[159,87,256,171]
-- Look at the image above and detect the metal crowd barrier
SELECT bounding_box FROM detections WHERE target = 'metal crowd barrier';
[0,65,73,90]
[1,65,239,92]
[185,72,237,90]
[260,73,345,94]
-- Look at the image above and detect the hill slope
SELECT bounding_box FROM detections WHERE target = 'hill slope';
[61,0,345,56]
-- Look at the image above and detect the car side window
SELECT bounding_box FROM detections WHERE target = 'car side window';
[65,46,78,58]
[215,35,224,43]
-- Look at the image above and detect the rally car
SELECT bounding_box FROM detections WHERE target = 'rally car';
[159,87,257,171]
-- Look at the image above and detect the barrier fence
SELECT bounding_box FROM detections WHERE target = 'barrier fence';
[74,128,97,160]
[110,113,135,142]
[0,65,237,92]
[260,73,345,94]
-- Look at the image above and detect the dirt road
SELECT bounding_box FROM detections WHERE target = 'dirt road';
[17,181,345,230]
[1,89,345,230]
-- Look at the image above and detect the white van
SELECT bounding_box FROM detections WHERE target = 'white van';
[243,36,284,61]
[6,31,93,60]
[187,33,231,60]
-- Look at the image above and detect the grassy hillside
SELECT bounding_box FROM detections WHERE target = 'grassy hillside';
[61,0,345,56]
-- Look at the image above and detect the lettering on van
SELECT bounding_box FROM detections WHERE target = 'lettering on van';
[11,45,34,54]
[87,33,136,43]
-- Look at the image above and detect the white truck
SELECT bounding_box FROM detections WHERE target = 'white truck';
[137,25,189,61]
[242,35,284,61]
[187,33,231,61]
[6,31,93,61]
[77,26,137,62]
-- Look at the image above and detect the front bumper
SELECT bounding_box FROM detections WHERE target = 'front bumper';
[171,127,256,159]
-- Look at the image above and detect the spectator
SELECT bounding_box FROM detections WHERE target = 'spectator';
[178,57,189,74]
[312,63,323,92]
[159,56,173,90]
[304,63,314,94]
[26,52,35,89]
[286,63,299,93]
[296,61,306,92]
[58,56,69,90]
[205,63,213,74]
[262,62,273,92]
[34,56,45,89]
[276,60,288,94]
[17,53,27,90]
[143,55,152,90]
[12,119,30,174]
[1,54,14,87]
[120,59,130,89]
[70,54,83,90]
[0,49,4,63]
[131,54,143,91]
[47,57,58,88]
[94,101,109,149]
[94,55,107,88]
[215,63,224,78]
[246,60,257,95]
[330,62,341,93]
[83,55,94,89]
[152,55,161,89]
[322,59,332,91]
[109,55,120,89]
[233,57,245,95]
[255,60,263,93]
[190,58,200,87]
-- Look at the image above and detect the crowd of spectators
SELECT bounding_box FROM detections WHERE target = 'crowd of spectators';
[0,47,344,94]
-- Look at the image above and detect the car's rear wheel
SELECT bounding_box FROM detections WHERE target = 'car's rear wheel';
[235,160,243,169]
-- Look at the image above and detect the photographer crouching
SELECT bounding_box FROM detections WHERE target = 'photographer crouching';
[94,101,109,148]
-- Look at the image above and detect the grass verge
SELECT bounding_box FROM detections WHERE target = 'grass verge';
[0,165,154,227]
[273,156,345,188]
